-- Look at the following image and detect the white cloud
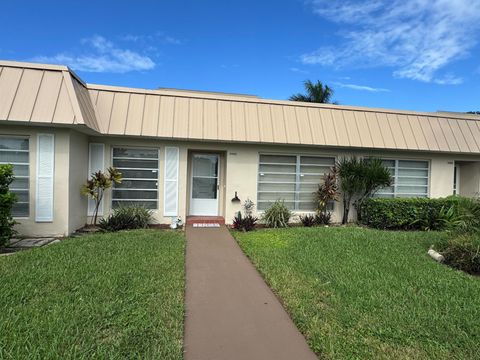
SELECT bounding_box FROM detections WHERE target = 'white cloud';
[333,81,390,92]
[289,67,309,74]
[121,31,182,45]
[303,0,480,83]
[31,35,155,73]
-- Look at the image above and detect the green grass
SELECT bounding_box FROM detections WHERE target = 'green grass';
[0,229,184,360]
[235,227,480,360]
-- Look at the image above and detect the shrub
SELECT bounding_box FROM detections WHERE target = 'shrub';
[99,206,152,232]
[232,199,258,232]
[315,169,339,214]
[233,211,257,232]
[0,164,16,247]
[315,212,332,225]
[262,200,292,228]
[299,214,316,227]
[359,197,463,230]
[81,167,122,225]
[441,236,480,275]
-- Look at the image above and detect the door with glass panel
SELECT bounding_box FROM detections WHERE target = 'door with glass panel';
[189,153,219,216]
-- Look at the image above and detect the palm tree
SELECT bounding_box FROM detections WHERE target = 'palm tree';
[289,80,335,104]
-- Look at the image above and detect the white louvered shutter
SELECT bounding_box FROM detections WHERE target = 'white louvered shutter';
[87,143,105,216]
[164,147,179,216]
[36,134,54,222]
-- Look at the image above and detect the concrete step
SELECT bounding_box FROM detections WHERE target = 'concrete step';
[186,216,225,225]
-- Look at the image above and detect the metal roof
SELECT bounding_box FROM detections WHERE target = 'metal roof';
[1,60,480,154]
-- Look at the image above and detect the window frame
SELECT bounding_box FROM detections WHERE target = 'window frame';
[257,152,336,212]
[111,146,160,210]
[0,135,30,218]
[375,157,431,198]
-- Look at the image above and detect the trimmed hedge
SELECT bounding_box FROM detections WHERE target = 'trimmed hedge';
[0,164,16,247]
[359,197,461,230]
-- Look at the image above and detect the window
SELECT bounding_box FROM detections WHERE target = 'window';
[375,159,429,198]
[257,154,335,211]
[112,147,159,209]
[0,137,29,217]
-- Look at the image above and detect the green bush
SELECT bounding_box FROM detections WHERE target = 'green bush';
[0,164,16,247]
[262,200,292,228]
[441,235,480,275]
[232,211,257,231]
[299,214,316,227]
[99,206,152,232]
[359,197,463,230]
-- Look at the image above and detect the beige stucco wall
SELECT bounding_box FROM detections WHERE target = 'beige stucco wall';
[68,131,89,233]
[2,123,480,236]
[459,162,480,197]
[0,125,73,236]
[87,136,480,226]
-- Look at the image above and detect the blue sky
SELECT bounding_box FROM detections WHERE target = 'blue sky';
[1,0,479,112]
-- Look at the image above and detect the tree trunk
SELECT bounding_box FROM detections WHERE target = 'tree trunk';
[342,198,349,224]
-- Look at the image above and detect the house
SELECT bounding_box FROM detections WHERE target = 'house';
[0,60,479,237]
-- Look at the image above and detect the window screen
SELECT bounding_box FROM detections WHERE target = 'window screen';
[258,154,335,211]
[375,159,429,198]
[0,137,29,217]
[112,147,159,209]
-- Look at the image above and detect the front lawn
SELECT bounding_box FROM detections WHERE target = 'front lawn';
[235,227,480,359]
[0,230,184,360]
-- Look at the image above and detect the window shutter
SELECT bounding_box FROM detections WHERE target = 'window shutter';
[164,147,179,216]
[88,143,105,216]
[36,134,54,222]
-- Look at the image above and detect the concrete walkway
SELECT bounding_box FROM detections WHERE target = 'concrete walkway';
[184,225,317,360]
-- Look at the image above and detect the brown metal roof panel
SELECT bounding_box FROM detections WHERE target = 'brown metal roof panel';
[355,112,374,148]
[282,106,300,144]
[375,113,395,149]
[407,116,428,150]
[448,119,472,153]
[294,107,313,145]
[396,114,418,150]
[108,92,130,134]
[257,103,273,142]
[72,78,101,132]
[244,102,260,142]
[8,68,43,121]
[438,118,459,152]
[173,97,189,138]
[317,109,337,146]
[30,70,63,123]
[466,120,480,151]
[141,95,160,137]
[124,93,145,136]
[217,100,233,141]
[427,117,449,151]
[270,104,287,143]
[157,96,175,138]
[52,78,76,124]
[364,112,384,148]
[457,120,479,153]
[331,109,350,147]
[418,116,439,151]
[231,102,246,142]
[342,111,361,147]
[386,113,407,149]
[203,99,218,140]
[0,67,23,120]
[93,91,114,133]
[188,98,203,139]
[305,108,327,145]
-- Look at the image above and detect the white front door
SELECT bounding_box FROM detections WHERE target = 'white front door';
[189,153,219,216]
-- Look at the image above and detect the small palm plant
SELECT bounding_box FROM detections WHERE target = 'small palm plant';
[81,167,122,225]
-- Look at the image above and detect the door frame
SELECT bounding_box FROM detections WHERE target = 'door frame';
[187,150,226,217]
